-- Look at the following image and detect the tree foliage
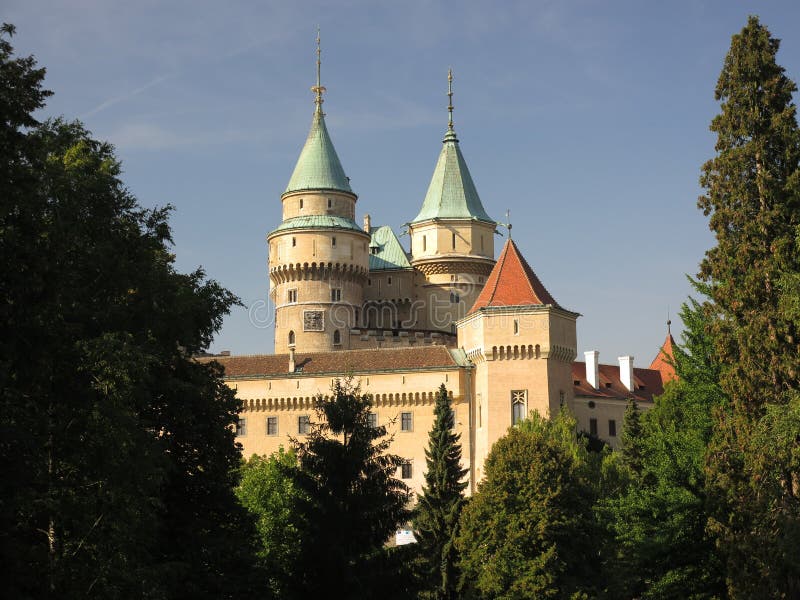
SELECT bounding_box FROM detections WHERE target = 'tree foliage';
[414,384,469,600]
[288,377,413,598]
[455,409,601,600]
[0,25,255,598]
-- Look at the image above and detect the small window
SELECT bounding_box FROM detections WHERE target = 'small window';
[292,237,296,247]
[513,319,519,335]
[288,330,295,346]
[331,236,337,247]
[401,412,413,432]
[423,236,427,252]
[371,246,378,255]
[331,288,341,302]
[452,232,456,249]
[511,390,527,425]
[587,400,596,409]
[478,403,482,428]
[327,198,332,209]
[298,415,311,434]
[605,382,612,388]
[368,278,372,286]
[589,418,598,436]
[450,292,460,304]
[387,277,392,285]
[608,419,617,437]
[288,289,297,303]
[333,329,341,345]
[367,412,377,428]
[401,461,412,479]
[481,236,484,252]
[266,416,278,436]
[235,418,247,437]
[299,198,304,209]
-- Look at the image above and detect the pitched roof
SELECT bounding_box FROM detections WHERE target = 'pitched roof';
[368,226,412,271]
[411,128,494,224]
[284,109,353,195]
[468,239,560,314]
[269,215,364,236]
[196,346,468,378]
[649,329,678,383]
[572,362,665,402]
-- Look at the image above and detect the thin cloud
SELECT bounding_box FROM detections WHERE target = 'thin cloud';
[81,74,172,118]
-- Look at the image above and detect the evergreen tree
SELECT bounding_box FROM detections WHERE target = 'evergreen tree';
[414,384,468,600]
[697,16,800,597]
[455,409,600,600]
[289,377,412,598]
[620,398,644,476]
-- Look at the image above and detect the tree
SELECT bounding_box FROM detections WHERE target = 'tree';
[455,409,600,600]
[620,398,644,476]
[414,384,468,600]
[697,16,800,597]
[237,449,306,599]
[0,27,256,598]
[289,377,412,598]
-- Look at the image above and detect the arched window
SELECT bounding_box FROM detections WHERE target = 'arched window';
[333,330,341,345]
[513,319,519,335]
[288,330,295,346]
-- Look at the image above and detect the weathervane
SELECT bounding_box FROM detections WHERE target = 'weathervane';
[498,209,512,238]
[311,27,326,112]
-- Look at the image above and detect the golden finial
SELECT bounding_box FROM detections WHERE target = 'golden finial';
[447,68,454,130]
[311,27,326,112]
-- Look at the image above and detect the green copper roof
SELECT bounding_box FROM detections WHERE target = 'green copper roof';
[268,215,364,236]
[368,226,412,271]
[284,109,353,195]
[411,128,494,224]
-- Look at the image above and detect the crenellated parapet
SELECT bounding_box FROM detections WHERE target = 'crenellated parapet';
[269,261,368,285]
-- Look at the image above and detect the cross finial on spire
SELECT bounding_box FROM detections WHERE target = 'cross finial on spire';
[498,209,512,238]
[311,27,326,113]
[447,68,454,130]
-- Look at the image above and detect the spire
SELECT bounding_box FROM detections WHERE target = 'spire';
[649,321,678,382]
[284,30,353,196]
[468,239,560,314]
[411,69,493,224]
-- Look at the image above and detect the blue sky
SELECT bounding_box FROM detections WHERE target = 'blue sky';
[6,0,800,366]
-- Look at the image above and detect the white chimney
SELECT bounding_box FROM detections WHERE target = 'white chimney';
[363,213,371,234]
[619,355,634,392]
[584,350,599,389]
[289,347,296,373]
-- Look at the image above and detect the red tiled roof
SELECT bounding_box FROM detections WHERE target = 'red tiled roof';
[649,331,678,383]
[468,239,559,314]
[196,346,465,378]
[572,362,665,402]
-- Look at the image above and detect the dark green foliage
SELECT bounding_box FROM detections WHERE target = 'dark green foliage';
[455,409,600,600]
[696,16,800,597]
[414,384,468,600]
[289,377,412,598]
[620,399,644,476]
[0,26,256,598]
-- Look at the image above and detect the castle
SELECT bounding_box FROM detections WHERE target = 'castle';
[200,52,676,495]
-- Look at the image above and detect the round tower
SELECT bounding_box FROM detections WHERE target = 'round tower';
[268,37,369,353]
[408,70,497,333]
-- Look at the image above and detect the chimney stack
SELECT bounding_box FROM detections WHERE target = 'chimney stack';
[584,350,599,389]
[363,213,371,234]
[289,347,296,373]
[619,356,634,392]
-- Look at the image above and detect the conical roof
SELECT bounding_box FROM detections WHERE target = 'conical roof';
[649,325,678,383]
[468,239,560,314]
[284,108,353,195]
[412,127,493,223]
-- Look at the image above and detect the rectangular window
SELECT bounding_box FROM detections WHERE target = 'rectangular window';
[608,419,617,437]
[331,236,336,246]
[331,288,341,302]
[589,418,598,436]
[401,462,412,479]
[511,390,527,425]
[266,416,278,436]
[401,412,413,432]
[235,418,246,437]
[298,415,311,434]
[367,412,377,428]
[288,289,297,303]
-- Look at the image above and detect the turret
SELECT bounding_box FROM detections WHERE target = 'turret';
[408,70,496,332]
[267,33,369,353]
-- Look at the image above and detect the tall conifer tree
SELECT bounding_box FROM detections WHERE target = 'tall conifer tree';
[414,384,468,600]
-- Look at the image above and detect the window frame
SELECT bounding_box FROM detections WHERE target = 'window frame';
[400,411,413,432]
[298,415,311,435]
[266,416,278,436]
